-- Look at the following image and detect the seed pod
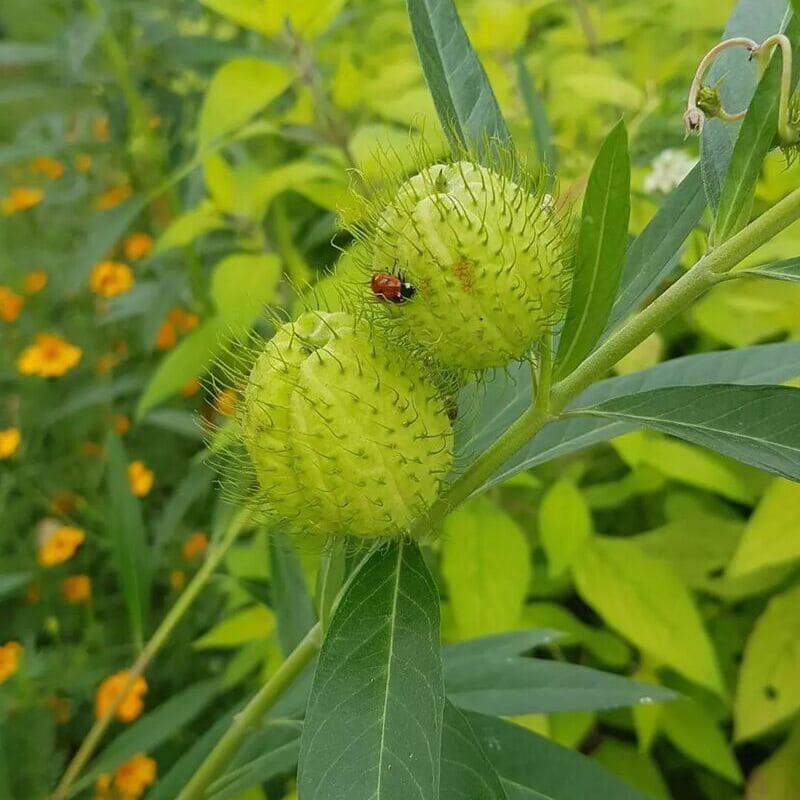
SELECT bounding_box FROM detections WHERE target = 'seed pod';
[352,160,570,370]
[238,311,454,539]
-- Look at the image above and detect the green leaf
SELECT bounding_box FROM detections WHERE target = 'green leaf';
[574,384,800,483]
[735,583,800,740]
[443,630,564,664]
[515,52,556,188]
[744,257,800,282]
[441,702,507,800]
[211,253,282,327]
[0,572,32,599]
[746,720,800,799]
[106,433,150,647]
[573,537,724,694]
[269,533,317,656]
[441,497,530,638]
[538,480,593,576]
[729,478,800,576]
[155,201,226,253]
[605,165,705,334]
[137,318,230,416]
[715,15,800,242]
[592,740,671,800]
[660,698,742,784]
[201,0,345,39]
[45,374,145,424]
[198,58,292,147]
[298,541,444,800]
[466,712,652,800]
[315,540,347,633]
[555,121,631,379]
[0,41,56,65]
[193,605,276,650]
[406,0,512,166]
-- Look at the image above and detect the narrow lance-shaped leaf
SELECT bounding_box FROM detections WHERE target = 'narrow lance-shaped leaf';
[742,256,800,282]
[515,51,557,189]
[556,121,631,378]
[298,541,444,800]
[572,384,800,483]
[406,0,512,167]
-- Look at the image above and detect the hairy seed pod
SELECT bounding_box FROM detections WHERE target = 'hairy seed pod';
[355,160,570,370]
[239,311,454,538]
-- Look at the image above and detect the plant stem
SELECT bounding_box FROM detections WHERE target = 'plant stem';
[534,330,554,416]
[50,510,251,800]
[176,624,323,800]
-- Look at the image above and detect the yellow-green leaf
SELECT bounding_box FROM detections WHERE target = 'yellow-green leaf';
[573,536,725,695]
[193,605,276,649]
[538,480,593,576]
[211,253,282,328]
[201,0,345,39]
[155,201,225,253]
[746,720,800,800]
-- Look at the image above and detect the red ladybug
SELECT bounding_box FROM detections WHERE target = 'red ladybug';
[370,272,416,303]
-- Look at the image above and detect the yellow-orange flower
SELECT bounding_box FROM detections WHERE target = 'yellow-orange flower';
[23,270,48,294]
[123,232,153,261]
[214,388,237,417]
[17,333,82,377]
[90,260,134,298]
[95,184,131,210]
[95,672,148,723]
[113,414,130,435]
[50,490,79,515]
[127,461,154,497]
[92,116,110,142]
[0,286,24,322]
[147,115,161,129]
[96,353,118,375]
[0,428,20,459]
[169,569,186,590]
[180,379,201,398]
[95,773,112,800]
[74,153,93,173]
[38,525,85,567]
[168,307,199,332]
[182,532,208,560]
[154,320,176,350]
[30,156,64,179]
[98,753,156,799]
[2,187,43,215]
[62,575,92,604]
[0,642,23,683]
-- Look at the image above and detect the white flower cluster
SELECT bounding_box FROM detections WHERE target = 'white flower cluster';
[643,149,698,194]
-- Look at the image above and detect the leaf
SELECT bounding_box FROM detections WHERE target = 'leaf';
[661,698,742,784]
[201,0,345,39]
[441,702,507,800]
[445,650,675,716]
[298,541,444,800]
[466,712,652,800]
[155,201,226,253]
[269,533,317,656]
[462,341,800,494]
[592,740,671,800]
[715,15,800,242]
[735,583,800,741]
[605,164,705,334]
[406,0,512,166]
[700,0,792,211]
[211,253,282,327]
[137,318,231,417]
[574,384,800,483]
[45,374,145,424]
[198,58,292,147]
[538,480,593,576]
[106,433,150,647]
[441,497,530,638]
[0,572,32,599]
[515,52,556,188]
[744,257,800,282]
[555,121,631,379]
[746,720,800,800]
[193,605,276,650]
[443,630,565,665]
[0,41,56,65]
[572,537,724,694]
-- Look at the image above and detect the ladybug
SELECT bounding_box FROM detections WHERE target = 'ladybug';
[370,272,416,303]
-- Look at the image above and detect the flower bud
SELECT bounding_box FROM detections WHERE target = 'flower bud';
[238,311,453,538]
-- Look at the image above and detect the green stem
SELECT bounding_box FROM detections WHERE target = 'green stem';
[176,624,323,800]
[534,330,554,416]
[50,510,251,800]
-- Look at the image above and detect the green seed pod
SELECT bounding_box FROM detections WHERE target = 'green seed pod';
[238,311,454,539]
[351,160,570,370]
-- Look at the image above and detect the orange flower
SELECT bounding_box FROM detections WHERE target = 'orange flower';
[123,232,153,261]
[0,428,20,459]
[50,490,78,516]
[30,156,64,179]
[17,333,82,377]
[127,461,154,497]
[95,671,148,723]
[2,187,43,214]
[147,114,161,129]
[74,153,93,173]
[169,569,186,590]
[95,184,131,210]
[38,525,85,567]
[0,641,23,683]
[113,414,130,435]
[182,532,208,560]
[23,270,48,294]
[180,379,201,398]
[62,574,91,604]
[92,116,110,142]
[168,307,199,332]
[0,286,24,322]
[113,753,156,798]
[214,389,237,417]
[154,320,176,350]
[90,260,134,298]
[96,353,118,375]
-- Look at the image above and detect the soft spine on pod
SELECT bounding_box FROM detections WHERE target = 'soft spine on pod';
[237,311,454,539]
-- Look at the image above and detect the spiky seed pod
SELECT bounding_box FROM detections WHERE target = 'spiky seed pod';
[351,159,570,370]
[238,311,454,539]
